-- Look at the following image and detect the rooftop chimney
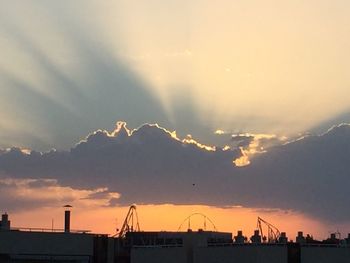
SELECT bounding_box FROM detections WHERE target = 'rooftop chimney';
[0,213,11,231]
[234,230,245,244]
[296,231,306,244]
[63,205,72,233]
[278,232,288,244]
[250,230,262,244]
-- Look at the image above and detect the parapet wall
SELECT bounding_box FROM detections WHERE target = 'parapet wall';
[194,245,288,263]
[301,246,350,263]
[0,231,94,256]
[131,246,187,263]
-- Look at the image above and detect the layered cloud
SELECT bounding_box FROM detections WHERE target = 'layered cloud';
[0,122,349,223]
[214,131,288,166]
[0,177,120,212]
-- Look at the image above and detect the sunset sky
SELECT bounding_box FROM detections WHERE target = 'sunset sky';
[1,0,350,240]
[1,0,350,150]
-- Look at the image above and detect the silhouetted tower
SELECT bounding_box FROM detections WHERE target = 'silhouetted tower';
[63,205,72,233]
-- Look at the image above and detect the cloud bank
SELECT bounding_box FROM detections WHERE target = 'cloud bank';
[0,122,349,223]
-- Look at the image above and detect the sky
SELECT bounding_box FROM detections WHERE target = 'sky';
[1,0,350,150]
[1,0,350,239]
[10,205,330,241]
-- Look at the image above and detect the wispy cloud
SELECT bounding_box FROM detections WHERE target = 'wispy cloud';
[0,177,120,212]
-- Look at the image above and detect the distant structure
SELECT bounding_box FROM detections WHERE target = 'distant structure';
[177,213,218,232]
[0,210,108,263]
[63,204,73,233]
[234,230,246,244]
[0,207,350,262]
[117,205,140,238]
[257,216,281,243]
[0,213,10,231]
[250,229,262,244]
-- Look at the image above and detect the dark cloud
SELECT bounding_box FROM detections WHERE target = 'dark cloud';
[0,122,240,205]
[310,109,350,134]
[231,134,255,141]
[226,134,253,150]
[238,124,350,222]
[0,122,349,223]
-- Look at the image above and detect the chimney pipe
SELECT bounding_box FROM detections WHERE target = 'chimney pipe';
[64,210,70,233]
[63,205,72,233]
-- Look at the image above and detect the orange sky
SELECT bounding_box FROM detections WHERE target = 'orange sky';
[8,204,345,241]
